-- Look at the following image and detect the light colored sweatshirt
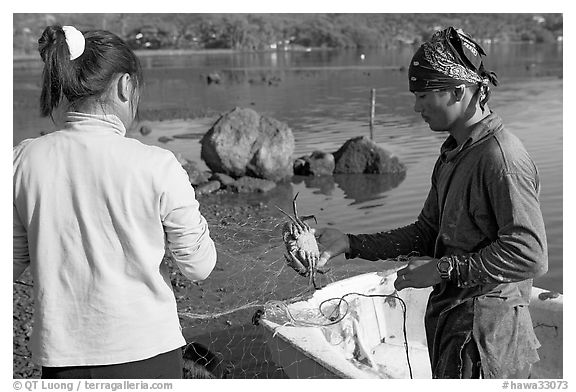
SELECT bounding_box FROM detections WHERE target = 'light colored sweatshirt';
[13,112,216,367]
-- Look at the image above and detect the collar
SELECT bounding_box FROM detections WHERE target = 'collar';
[63,112,127,137]
[440,112,503,162]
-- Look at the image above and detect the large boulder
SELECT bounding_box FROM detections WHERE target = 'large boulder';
[200,107,295,181]
[333,136,406,174]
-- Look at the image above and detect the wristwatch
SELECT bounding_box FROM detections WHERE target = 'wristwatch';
[436,256,454,280]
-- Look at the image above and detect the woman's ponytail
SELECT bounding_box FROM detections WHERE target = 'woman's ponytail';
[38,25,77,118]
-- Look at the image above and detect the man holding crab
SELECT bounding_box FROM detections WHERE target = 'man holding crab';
[307,27,548,379]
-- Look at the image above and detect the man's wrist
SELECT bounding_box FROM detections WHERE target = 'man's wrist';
[344,234,356,259]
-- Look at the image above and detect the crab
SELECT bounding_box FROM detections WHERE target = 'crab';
[276,192,324,290]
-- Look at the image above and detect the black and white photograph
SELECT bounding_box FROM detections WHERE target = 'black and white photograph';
[12,11,565,385]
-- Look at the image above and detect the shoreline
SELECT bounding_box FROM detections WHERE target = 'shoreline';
[12,40,553,62]
[12,46,336,62]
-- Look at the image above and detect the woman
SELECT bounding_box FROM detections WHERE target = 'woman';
[13,25,217,379]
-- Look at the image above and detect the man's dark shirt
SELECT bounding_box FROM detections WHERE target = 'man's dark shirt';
[346,112,548,378]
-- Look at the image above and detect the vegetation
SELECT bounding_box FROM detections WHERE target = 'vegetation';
[13,13,563,55]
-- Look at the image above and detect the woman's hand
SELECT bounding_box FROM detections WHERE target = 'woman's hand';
[314,227,350,269]
[394,257,442,291]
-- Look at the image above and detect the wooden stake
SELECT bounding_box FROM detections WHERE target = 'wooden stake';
[369,88,376,140]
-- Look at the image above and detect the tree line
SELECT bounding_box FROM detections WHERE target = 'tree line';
[13,13,563,55]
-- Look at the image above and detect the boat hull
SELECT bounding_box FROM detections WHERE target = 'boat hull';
[260,270,562,379]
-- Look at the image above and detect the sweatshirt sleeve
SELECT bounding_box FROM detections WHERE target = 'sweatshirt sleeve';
[13,140,33,281]
[346,168,440,261]
[159,155,216,281]
[452,171,548,287]
[13,203,30,280]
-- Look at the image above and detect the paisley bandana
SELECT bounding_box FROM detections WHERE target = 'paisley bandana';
[409,27,494,93]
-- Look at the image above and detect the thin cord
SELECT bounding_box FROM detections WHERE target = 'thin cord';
[14,280,33,288]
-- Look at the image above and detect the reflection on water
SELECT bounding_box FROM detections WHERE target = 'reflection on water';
[13,44,563,292]
[292,175,336,196]
[292,172,408,204]
[333,173,406,205]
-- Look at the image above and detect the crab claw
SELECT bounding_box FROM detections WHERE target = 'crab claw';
[284,253,307,276]
[298,249,308,267]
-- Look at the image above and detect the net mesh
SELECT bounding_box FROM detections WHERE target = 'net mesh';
[12,189,407,379]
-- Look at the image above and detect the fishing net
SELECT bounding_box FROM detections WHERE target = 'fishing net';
[172,189,399,379]
[12,185,412,379]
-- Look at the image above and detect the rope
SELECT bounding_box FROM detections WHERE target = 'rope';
[178,301,262,320]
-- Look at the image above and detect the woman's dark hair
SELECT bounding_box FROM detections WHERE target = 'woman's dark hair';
[37,25,143,118]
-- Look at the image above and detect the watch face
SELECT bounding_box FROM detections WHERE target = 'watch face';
[437,260,449,272]
[437,258,452,278]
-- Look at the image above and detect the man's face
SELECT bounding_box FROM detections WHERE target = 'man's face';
[412,90,459,132]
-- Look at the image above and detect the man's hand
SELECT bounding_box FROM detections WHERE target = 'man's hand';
[394,257,442,291]
[314,227,350,269]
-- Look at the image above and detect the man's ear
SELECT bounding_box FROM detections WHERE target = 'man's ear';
[453,84,466,102]
[117,73,132,103]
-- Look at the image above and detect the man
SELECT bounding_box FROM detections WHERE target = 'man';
[312,27,548,378]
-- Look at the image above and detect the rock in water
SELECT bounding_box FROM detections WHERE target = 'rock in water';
[139,124,152,136]
[293,150,335,176]
[333,136,406,174]
[200,107,294,181]
[206,72,221,85]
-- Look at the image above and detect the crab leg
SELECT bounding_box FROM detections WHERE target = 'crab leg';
[276,198,316,235]
[292,192,300,218]
[276,205,298,224]
[309,262,316,288]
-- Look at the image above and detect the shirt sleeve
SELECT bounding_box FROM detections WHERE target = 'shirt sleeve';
[346,168,440,261]
[13,140,33,281]
[453,171,548,287]
[13,203,30,280]
[159,155,216,281]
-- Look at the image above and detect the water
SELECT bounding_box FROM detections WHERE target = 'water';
[13,43,563,292]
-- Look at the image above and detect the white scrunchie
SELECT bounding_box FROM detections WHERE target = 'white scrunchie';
[62,26,85,60]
